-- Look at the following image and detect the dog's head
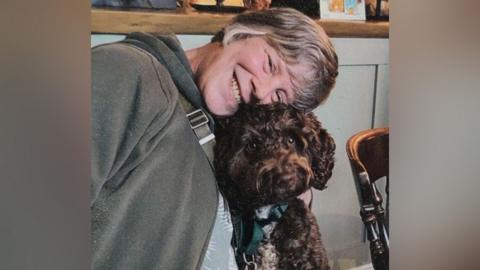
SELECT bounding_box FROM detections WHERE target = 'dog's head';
[214,103,335,210]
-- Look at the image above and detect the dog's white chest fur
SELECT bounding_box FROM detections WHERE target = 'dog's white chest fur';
[256,240,279,270]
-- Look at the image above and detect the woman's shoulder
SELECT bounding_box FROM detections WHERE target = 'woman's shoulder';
[92,39,180,122]
[92,41,165,74]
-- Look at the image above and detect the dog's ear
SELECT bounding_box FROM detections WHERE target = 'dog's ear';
[302,113,336,190]
[214,104,250,131]
[214,116,232,131]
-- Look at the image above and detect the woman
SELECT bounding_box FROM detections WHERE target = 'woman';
[91,8,338,270]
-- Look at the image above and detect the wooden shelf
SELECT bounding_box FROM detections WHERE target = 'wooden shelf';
[91,8,389,38]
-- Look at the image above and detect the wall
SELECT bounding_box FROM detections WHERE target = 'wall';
[312,38,389,270]
[91,34,389,270]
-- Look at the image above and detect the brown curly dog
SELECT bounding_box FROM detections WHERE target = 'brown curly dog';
[214,103,335,270]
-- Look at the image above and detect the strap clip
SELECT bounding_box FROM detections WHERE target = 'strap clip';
[186,109,209,129]
[243,253,257,270]
[186,109,215,146]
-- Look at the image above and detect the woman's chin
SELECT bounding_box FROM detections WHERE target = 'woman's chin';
[206,101,237,117]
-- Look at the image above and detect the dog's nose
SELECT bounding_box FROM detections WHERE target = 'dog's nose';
[259,154,312,187]
[280,153,313,180]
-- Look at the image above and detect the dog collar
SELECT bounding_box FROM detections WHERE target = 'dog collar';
[235,202,289,256]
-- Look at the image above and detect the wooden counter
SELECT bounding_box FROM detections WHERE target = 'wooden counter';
[91,8,389,38]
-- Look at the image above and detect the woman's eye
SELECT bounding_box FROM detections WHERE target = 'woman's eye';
[268,54,273,73]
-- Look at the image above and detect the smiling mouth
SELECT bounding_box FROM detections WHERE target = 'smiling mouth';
[232,75,241,104]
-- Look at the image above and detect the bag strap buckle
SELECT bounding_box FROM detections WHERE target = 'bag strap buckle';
[186,109,215,146]
[186,109,209,129]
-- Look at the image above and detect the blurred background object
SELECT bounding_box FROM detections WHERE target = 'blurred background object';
[365,0,389,20]
[190,0,323,18]
[329,0,344,12]
[91,0,178,9]
[243,0,270,10]
[195,0,243,7]
[271,0,320,17]
[320,0,366,21]
[190,0,246,12]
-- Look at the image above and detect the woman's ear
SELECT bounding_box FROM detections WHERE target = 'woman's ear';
[303,113,336,190]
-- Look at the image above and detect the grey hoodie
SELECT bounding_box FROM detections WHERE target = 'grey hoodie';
[91,33,218,270]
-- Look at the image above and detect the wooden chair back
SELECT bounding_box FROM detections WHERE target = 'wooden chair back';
[346,127,389,270]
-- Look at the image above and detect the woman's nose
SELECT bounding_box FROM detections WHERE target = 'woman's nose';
[251,77,274,104]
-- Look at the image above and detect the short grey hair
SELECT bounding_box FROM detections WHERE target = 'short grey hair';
[212,8,338,111]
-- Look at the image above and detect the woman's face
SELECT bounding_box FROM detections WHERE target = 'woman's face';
[195,37,305,116]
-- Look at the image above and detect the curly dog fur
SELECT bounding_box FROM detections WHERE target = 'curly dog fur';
[214,103,335,270]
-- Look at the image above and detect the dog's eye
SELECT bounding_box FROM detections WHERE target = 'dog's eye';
[246,142,258,151]
[287,137,295,144]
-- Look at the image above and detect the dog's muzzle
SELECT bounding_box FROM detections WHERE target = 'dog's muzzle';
[256,151,313,197]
